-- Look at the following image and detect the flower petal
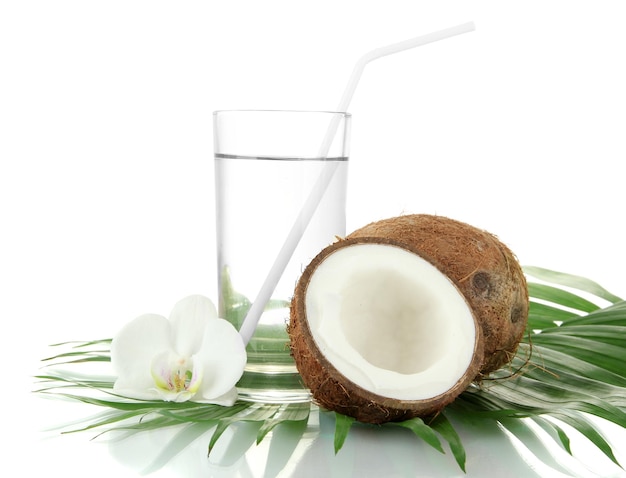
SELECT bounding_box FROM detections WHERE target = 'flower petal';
[110,313,172,393]
[169,295,218,356]
[195,387,239,406]
[193,318,246,401]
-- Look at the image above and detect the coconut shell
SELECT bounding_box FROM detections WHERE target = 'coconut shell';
[288,214,529,424]
[289,239,484,424]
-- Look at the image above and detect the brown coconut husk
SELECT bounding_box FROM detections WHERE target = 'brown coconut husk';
[288,214,529,424]
[347,214,529,374]
[289,238,485,423]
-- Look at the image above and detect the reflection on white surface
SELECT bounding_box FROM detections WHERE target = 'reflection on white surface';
[40,405,618,478]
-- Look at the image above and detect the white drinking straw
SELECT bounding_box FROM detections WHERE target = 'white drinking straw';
[238,22,476,345]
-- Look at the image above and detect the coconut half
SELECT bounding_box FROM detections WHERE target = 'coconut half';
[289,214,529,424]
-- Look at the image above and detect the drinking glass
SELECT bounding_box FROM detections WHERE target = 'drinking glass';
[214,110,351,402]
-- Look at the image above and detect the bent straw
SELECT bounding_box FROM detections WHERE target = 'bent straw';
[238,22,476,345]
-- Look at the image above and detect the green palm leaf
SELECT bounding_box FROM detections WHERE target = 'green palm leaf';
[256,402,310,444]
[527,283,600,313]
[388,416,445,454]
[527,301,579,328]
[452,267,626,470]
[332,411,355,454]
[35,266,626,474]
[429,413,466,472]
[523,266,622,304]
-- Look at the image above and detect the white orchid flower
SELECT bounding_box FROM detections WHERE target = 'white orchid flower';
[110,295,246,406]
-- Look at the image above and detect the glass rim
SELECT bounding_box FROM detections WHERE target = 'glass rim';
[212,109,351,118]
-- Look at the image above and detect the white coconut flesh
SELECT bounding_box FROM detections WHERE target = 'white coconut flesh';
[304,243,477,401]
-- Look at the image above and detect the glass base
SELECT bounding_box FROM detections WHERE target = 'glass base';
[236,366,311,403]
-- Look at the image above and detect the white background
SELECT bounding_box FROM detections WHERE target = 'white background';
[2,1,625,477]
